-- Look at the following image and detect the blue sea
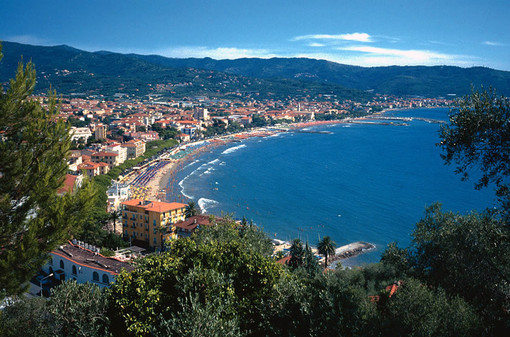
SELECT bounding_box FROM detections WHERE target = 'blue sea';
[167,108,496,265]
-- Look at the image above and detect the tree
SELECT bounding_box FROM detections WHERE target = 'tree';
[409,204,510,334]
[185,200,200,218]
[439,88,510,209]
[317,236,336,269]
[110,209,122,234]
[288,238,305,269]
[0,46,95,298]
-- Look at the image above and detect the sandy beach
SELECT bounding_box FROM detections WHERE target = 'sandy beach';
[122,115,381,203]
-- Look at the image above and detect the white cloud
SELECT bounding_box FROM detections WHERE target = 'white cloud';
[308,42,325,47]
[293,33,373,43]
[126,46,279,60]
[483,41,506,47]
[334,45,471,66]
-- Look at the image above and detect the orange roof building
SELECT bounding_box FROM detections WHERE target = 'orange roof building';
[121,199,187,250]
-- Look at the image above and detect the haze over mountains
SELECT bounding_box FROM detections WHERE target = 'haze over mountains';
[1,41,510,98]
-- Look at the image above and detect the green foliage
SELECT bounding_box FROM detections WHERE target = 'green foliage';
[0,47,95,298]
[0,296,52,337]
[371,278,482,337]
[153,295,243,337]
[0,280,110,337]
[49,280,111,336]
[317,235,336,268]
[440,88,510,208]
[185,200,200,218]
[108,233,282,336]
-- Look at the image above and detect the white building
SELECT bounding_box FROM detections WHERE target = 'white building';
[70,127,93,142]
[107,181,131,211]
[41,241,134,288]
[105,143,128,164]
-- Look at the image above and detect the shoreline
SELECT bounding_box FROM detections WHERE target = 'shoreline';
[123,109,411,202]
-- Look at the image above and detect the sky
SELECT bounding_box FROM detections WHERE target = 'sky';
[1,0,509,70]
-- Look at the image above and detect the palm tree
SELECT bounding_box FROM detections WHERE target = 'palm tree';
[110,209,122,234]
[185,201,200,218]
[317,236,336,269]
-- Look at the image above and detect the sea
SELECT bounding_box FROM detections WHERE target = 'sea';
[166,108,497,266]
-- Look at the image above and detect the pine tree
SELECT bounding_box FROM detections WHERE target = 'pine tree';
[0,44,95,298]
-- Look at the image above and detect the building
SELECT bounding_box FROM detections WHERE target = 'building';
[57,174,84,195]
[91,151,120,168]
[70,127,92,142]
[77,161,110,178]
[107,181,131,212]
[105,142,128,164]
[174,215,213,238]
[94,123,107,140]
[193,107,210,121]
[121,139,146,159]
[41,241,134,288]
[121,199,187,250]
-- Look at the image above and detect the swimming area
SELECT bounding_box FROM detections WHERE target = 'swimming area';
[167,108,496,265]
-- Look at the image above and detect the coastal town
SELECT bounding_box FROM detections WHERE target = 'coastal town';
[19,90,452,296]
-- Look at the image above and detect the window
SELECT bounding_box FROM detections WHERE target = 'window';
[153,238,157,245]
[102,274,109,284]
[60,260,64,269]
[93,271,99,282]
[72,265,77,275]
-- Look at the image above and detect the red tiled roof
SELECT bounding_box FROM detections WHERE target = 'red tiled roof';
[58,174,78,194]
[121,199,187,213]
[174,215,212,230]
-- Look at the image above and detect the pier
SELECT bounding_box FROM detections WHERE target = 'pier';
[332,241,375,261]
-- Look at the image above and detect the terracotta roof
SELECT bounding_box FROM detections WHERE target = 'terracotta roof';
[174,215,212,230]
[58,174,78,194]
[78,161,101,170]
[92,152,119,157]
[121,199,187,213]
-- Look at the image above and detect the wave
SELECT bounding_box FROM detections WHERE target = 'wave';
[208,158,221,165]
[178,171,197,199]
[198,198,219,213]
[199,167,215,176]
[221,144,246,155]
[183,159,200,170]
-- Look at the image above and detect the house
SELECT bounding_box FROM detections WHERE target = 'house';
[174,215,213,238]
[91,151,120,168]
[121,139,146,159]
[40,241,134,289]
[121,199,187,250]
[78,161,109,178]
[57,174,83,195]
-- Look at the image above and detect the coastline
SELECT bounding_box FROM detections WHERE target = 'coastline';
[123,110,408,203]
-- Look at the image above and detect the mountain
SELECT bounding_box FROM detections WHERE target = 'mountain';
[131,55,510,97]
[0,41,369,101]
[2,41,510,98]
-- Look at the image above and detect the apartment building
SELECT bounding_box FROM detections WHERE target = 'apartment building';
[91,151,120,168]
[121,139,146,159]
[121,199,187,250]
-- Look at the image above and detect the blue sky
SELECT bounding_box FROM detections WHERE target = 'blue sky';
[1,0,509,70]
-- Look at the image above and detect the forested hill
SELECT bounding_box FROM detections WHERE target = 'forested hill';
[2,41,510,98]
[0,41,369,101]
[132,55,510,97]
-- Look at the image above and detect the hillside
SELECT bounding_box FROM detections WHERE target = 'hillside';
[0,41,369,101]
[132,55,510,97]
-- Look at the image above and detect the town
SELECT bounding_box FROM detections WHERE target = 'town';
[21,90,454,297]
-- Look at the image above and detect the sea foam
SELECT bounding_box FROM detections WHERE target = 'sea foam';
[198,198,219,213]
[221,144,246,155]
